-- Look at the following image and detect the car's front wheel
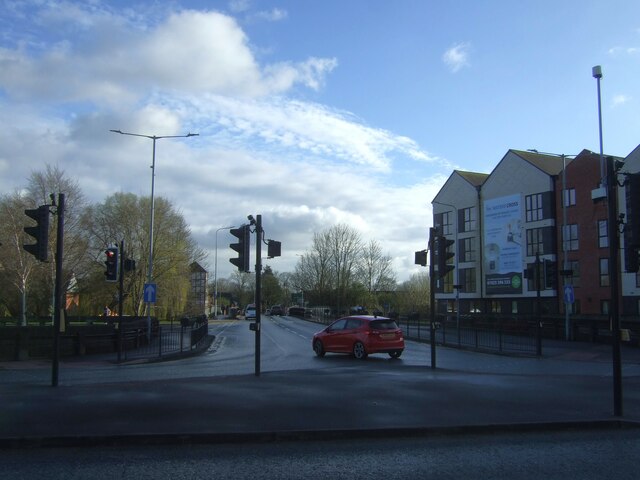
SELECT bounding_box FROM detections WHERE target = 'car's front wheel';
[353,341,367,359]
[313,340,325,357]
[389,350,402,359]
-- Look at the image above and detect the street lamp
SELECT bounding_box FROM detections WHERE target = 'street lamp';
[591,65,623,417]
[110,129,198,336]
[593,66,605,184]
[214,225,234,319]
[432,200,460,333]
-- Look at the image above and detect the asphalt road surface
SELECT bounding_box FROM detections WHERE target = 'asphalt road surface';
[2,427,639,479]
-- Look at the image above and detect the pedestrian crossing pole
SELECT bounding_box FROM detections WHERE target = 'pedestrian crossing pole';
[429,227,437,369]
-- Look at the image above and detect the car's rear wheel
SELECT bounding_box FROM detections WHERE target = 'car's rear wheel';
[389,350,402,359]
[313,340,325,357]
[353,341,367,359]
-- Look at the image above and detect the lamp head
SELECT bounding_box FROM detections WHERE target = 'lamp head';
[592,65,602,79]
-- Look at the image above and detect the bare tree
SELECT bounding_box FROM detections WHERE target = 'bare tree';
[397,271,431,315]
[0,192,37,323]
[359,239,397,294]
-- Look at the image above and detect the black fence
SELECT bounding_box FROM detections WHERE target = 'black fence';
[399,314,541,356]
[0,315,211,362]
[115,316,210,362]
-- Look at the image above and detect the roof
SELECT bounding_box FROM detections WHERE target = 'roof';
[510,149,565,176]
[455,170,489,187]
[190,262,207,273]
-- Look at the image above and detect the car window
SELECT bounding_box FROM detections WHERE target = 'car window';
[329,319,347,330]
[370,319,398,330]
[345,318,362,329]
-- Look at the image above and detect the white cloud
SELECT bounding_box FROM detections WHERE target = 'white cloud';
[612,94,632,107]
[0,2,449,282]
[229,0,251,13]
[443,42,471,73]
[0,9,335,103]
[254,8,288,22]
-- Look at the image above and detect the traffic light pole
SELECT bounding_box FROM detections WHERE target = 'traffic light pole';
[429,227,437,369]
[51,193,65,387]
[606,156,623,417]
[254,215,262,377]
[117,240,125,363]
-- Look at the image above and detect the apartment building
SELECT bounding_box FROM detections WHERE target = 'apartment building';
[432,146,638,318]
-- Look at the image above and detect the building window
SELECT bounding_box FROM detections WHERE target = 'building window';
[525,193,543,222]
[447,300,456,313]
[490,300,501,313]
[562,224,579,251]
[566,260,580,287]
[462,237,476,262]
[598,220,609,248]
[463,206,476,232]
[511,301,518,314]
[599,258,609,287]
[563,188,576,207]
[636,272,640,288]
[442,269,454,293]
[441,211,453,236]
[601,300,610,315]
[526,228,545,256]
[461,268,476,293]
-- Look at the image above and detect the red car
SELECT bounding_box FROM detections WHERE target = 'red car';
[312,315,404,359]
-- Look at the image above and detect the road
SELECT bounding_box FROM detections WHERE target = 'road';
[2,427,639,479]
[2,315,640,478]
[3,314,640,386]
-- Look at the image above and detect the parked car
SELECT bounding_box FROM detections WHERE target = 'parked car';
[312,315,404,359]
[270,305,283,316]
[245,304,257,320]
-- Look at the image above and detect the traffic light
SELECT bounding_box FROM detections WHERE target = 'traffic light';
[24,205,50,262]
[414,249,427,267]
[267,240,281,258]
[544,260,557,289]
[230,225,250,272]
[105,247,119,282]
[625,173,640,273]
[436,235,455,279]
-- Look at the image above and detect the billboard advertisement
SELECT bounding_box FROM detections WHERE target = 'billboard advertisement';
[484,194,523,295]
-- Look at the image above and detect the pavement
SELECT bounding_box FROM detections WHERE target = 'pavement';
[1,335,640,448]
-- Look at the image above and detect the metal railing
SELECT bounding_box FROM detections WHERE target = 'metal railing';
[399,314,541,356]
[116,316,210,362]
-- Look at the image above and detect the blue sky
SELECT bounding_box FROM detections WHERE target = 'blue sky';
[1,0,639,282]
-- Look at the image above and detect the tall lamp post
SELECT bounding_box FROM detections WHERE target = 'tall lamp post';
[214,226,234,318]
[110,129,198,336]
[591,65,623,417]
[432,200,460,333]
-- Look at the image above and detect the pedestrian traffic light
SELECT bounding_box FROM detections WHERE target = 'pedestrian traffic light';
[24,205,50,262]
[105,247,119,282]
[414,249,427,267]
[230,225,250,272]
[436,235,455,279]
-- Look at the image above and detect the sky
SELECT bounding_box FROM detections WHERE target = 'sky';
[1,0,639,283]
